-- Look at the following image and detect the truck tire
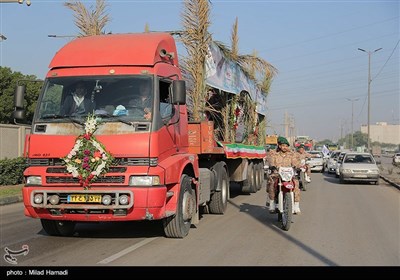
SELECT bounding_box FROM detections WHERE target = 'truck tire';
[256,162,264,191]
[163,175,195,238]
[209,162,229,214]
[40,219,76,237]
[248,162,257,193]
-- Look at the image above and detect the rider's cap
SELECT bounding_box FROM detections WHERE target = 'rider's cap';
[298,144,305,149]
[277,136,290,146]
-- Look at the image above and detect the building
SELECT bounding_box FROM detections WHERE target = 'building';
[360,122,400,144]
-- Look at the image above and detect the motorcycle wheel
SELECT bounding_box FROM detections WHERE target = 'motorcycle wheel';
[300,172,307,191]
[280,192,293,231]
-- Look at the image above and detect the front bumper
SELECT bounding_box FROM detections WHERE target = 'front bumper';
[309,165,323,171]
[341,173,379,182]
[23,186,170,221]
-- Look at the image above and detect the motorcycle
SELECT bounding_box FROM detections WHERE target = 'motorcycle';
[298,159,308,191]
[270,166,296,231]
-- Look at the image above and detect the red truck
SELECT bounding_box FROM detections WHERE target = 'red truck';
[13,33,266,238]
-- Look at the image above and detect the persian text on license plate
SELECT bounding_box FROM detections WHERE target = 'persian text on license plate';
[68,194,102,203]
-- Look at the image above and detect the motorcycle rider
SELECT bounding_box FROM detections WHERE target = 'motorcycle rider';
[266,136,302,214]
[296,144,317,183]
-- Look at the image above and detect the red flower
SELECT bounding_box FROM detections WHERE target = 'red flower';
[94,151,102,158]
[83,134,91,140]
[235,107,241,117]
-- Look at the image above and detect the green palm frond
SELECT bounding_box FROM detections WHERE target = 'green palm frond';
[64,0,110,37]
[180,0,212,121]
[231,17,239,60]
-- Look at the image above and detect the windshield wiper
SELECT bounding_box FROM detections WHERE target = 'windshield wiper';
[94,112,134,126]
[41,114,84,126]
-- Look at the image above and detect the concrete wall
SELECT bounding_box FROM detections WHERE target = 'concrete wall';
[360,123,400,145]
[0,124,31,159]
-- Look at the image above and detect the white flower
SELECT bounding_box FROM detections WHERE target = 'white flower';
[84,115,98,134]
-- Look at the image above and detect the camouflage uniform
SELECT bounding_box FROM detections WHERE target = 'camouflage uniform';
[297,151,314,176]
[266,149,301,202]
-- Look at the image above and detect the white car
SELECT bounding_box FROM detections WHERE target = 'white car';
[326,151,340,173]
[335,152,347,178]
[339,153,380,184]
[306,151,325,173]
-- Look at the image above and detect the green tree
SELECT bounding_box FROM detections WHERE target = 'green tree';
[353,131,368,147]
[317,139,336,146]
[0,67,41,124]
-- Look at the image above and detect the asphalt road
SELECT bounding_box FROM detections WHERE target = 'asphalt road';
[1,172,399,267]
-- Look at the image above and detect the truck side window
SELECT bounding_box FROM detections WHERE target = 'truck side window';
[159,80,172,118]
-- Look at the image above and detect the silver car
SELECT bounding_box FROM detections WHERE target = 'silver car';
[326,151,340,173]
[306,151,325,173]
[339,152,380,184]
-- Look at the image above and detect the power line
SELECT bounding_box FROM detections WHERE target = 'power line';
[373,39,400,81]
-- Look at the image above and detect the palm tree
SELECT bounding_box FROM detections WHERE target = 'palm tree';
[64,0,111,37]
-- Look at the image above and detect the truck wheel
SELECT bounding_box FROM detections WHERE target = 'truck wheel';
[247,162,257,193]
[209,162,229,214]
[258,162,265,190]
[254,162,261,191]
[40,219,76,237]
[163,175,195,238]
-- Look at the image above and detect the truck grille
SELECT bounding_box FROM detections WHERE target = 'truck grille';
[46,176,125,184]
[29,158,157,167]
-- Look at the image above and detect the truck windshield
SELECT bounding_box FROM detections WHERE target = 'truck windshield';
[36,75,154,123]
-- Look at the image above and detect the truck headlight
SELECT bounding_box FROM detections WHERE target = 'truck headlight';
[342,169,352,174]
[26,176,42,185]
[129,176,160,186]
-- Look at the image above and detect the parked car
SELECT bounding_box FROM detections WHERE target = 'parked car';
[339,152,380,184]
[306,151,325,173]
[393,153,400,165]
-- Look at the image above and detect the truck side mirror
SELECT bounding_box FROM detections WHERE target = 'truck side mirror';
[172,80,186,105]
[12,85,26,121]
[14,85,26,109]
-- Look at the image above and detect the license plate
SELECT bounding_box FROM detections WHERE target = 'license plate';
[354,175,367,178]
[68,194,102,203]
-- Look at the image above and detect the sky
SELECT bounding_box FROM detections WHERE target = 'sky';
[0,0,399,142]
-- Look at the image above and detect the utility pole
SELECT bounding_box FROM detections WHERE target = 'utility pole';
[358,47,382,152]
[346,98,359,150]
[284,111,289,138]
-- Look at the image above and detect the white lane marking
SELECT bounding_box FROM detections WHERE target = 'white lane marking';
[97,237,157,264]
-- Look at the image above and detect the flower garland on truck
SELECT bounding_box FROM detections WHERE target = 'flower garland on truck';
[62,114,113,189]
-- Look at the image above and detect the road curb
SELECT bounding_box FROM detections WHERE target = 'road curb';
[380,175,400,191]
[0,195,23,206]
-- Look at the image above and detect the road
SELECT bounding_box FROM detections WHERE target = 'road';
[1,172,399,267]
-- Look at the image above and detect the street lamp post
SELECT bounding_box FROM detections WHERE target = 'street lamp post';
[346,98,359,150]
[358,47,382,152]
[0,0,31,5]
